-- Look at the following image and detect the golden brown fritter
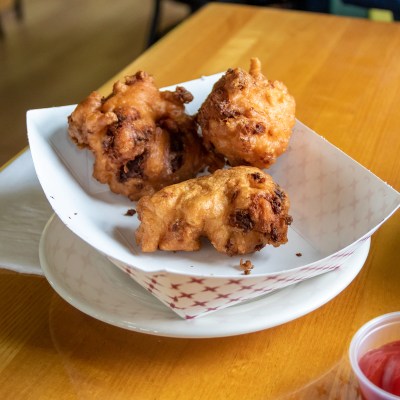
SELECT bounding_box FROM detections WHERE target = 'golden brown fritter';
[68,71,206,200]
[197,58,296,169]
[135,166,292,256]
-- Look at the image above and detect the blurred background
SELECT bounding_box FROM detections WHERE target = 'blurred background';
[0,0,396,165]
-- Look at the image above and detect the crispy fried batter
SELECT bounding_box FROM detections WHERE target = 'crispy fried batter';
[135,166,292,255]
[68,71,206,200]
[240,259,254,275]
[197,58,296,169]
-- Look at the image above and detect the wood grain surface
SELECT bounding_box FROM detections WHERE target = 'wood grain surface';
[1,4,399,399]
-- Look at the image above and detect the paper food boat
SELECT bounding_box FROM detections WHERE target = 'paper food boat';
[27,74,400,319]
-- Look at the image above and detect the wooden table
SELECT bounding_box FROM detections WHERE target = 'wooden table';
[1,3,399,399]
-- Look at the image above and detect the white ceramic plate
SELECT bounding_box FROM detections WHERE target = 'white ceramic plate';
[39,215,370,338]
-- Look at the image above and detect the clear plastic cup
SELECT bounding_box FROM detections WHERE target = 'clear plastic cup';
[349,312,400,400]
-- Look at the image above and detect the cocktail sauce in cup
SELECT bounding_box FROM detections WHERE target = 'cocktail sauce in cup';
[349,312,400,399]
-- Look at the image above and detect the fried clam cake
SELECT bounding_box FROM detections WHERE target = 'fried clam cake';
[135,166,292,256]
[68,71,206,200]
[197,58,296,169]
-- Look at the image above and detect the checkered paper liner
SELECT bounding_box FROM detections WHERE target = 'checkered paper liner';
[108,236,373,319]
[27,74,400,319]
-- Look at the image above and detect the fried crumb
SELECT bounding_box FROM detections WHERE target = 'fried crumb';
[240,259,254,275]
[296,252,302,257]
[125,208,137,216]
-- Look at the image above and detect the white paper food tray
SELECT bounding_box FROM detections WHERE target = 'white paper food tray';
[27,74,400,318]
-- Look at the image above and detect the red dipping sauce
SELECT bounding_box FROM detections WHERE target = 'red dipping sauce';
[359,340,400,396]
